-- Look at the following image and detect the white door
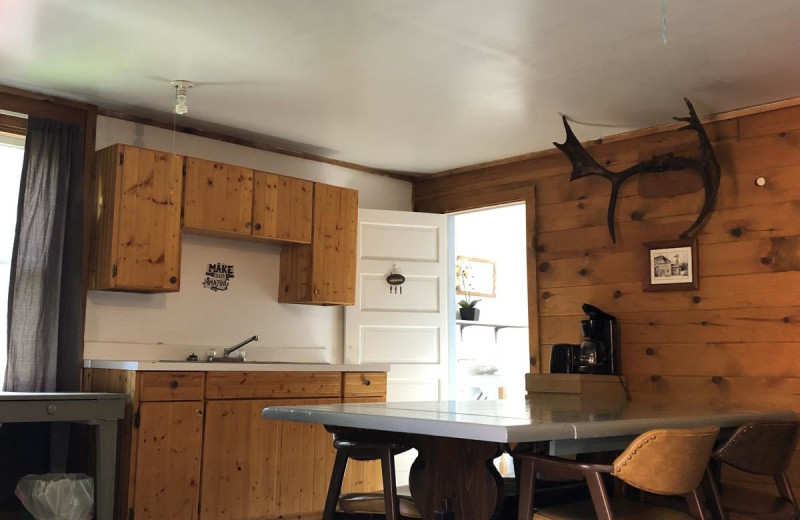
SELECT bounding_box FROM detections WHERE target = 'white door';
[345,208,449,483]
[345,208,449,400]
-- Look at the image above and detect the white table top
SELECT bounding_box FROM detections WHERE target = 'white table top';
[262,397,797,443]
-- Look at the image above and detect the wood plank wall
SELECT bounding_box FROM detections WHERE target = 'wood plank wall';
[414,102,800,491]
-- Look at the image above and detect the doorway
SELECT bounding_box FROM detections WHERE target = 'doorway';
[451,203,530,401]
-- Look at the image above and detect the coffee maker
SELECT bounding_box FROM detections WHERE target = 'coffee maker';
[549,303,618,375]
[577,303,618,374]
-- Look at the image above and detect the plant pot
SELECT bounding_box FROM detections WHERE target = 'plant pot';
[459,308,480,321]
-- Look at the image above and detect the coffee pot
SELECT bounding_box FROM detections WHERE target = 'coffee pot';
[577,303,618,375]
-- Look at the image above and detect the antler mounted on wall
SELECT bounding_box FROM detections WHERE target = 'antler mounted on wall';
[555,98,721,243]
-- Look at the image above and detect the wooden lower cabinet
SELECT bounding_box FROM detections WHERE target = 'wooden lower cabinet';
[134,401,204,520]
[84,369,385,520]
[200,398,339,519]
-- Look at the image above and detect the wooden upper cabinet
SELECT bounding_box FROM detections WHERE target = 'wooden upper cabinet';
[252,172,312,243]
[279,183,358,305]
[183,158,253,236]
[90,144,183,292]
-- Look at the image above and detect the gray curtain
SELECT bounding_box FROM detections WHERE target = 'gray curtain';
[5,117,84,392]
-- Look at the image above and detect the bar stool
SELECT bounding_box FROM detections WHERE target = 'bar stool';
[515,425,720,520]
[323,428,421,520]
[705,420,800,520]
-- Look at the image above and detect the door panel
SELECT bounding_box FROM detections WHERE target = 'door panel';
[114,146,183,290]
[183,158,253,235]
[345,209,449,485]
[133,401,203,520]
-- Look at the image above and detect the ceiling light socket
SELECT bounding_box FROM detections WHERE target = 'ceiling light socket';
[171,80,194,115]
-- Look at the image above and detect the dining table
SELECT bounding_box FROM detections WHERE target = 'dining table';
[262,397,796,520]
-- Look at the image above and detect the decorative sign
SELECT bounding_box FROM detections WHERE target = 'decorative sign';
[203,263,235,292]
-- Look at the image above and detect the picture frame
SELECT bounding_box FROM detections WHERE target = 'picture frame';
[641,239,699,292]
[455,256,497,298]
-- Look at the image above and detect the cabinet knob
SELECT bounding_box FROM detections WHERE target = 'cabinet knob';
[254,223,262,231]
[169,276,177,284]
[314,289,320,295]
[196,409,204,417]
[170,380,179,389]
[46,404,58,415]
[363,379,371,387]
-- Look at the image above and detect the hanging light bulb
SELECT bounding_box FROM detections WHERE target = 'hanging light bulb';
[171,80,193,114]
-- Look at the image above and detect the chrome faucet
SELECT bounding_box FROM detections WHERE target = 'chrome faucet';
[224,335,259,358]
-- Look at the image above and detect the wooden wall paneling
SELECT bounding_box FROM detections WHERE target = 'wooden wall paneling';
[539,236,800,290]
[525,192,541,372]
[535,199,800,262]
[540,307,800,346]
[539,271,800,316]
[183,158,253,236]
[621,343,800,378]
[133,400,204,520]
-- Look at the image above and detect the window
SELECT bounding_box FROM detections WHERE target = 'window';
[0,135,25,387]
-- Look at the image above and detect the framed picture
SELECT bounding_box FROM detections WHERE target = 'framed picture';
[642,239,699,292]
[455,256,497,298]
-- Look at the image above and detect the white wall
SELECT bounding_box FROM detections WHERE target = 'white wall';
[84,116,413,363]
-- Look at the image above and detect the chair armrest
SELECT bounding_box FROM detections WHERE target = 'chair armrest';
[514,453,614,481]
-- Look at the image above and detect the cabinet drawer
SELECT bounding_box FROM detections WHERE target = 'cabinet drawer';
[343,373,386,398]
[138,372,205,401]
[205,371,343,399]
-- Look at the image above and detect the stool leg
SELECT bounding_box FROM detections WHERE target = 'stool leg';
[517,459,536,520]
[324,447,350,520]
[380,448,400,520]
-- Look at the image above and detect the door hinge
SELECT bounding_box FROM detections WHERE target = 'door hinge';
[128,508,134,520]
[119,153,124,166]
[133,409,140,428]
[112,264,117,278]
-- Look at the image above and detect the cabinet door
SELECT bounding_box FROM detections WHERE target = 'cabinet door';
[133,401,204,520]
[200,398,339,520]
[311,183,358,304]
[93,145,183,292]
[252,171,312,243]
[183,158,253,236]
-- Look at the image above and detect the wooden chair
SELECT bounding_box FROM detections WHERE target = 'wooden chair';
[515,425,720,520]
[323,429,421,520]
[704,420,800,520]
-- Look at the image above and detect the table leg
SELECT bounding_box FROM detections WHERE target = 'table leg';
[408,435,504,520]
[95,420,118,520]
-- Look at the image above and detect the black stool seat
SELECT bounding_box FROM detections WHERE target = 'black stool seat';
[323,428,416,520]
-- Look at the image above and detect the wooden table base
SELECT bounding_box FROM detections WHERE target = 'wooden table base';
[409,435,505,520]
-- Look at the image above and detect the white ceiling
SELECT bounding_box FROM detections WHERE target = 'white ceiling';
[1,1,799,174]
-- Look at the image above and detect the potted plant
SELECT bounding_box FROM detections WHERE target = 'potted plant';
[458,296,481,321]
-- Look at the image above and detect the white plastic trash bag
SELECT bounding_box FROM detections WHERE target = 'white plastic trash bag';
[15,474,94,520]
